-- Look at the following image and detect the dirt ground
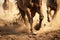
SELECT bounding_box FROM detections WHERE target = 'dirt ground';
[0,30,60,40]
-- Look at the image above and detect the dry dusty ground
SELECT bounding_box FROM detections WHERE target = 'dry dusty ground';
[0,30,60,40]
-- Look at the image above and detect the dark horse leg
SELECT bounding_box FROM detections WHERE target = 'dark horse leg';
[30,4,44,32]
[34,0,44,30]
[32,0,44,30]
[38,7,44,30]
